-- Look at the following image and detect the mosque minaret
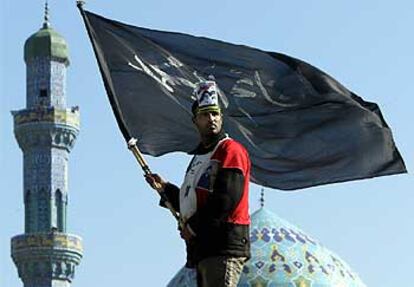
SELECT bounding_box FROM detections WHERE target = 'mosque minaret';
[11,3,83,286]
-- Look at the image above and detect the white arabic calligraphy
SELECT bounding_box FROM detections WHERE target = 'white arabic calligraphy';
[128,54,199,93]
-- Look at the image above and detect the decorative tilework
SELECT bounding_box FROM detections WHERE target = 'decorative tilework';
[13,108,80,129]
[26,58,67,109]
[167,266,197,287]
[26,58,51,108]
[50,61,67,108]
[11,233,82,285]
[12,233,83,253]
[167,208,366,287]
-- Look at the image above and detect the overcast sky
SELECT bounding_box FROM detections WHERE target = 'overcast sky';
[1,1,413,286]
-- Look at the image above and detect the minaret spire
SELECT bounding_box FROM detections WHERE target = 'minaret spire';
[260,188,265,208]
[43,0,50,28]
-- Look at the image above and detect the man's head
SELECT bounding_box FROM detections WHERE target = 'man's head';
[192,80,223,140]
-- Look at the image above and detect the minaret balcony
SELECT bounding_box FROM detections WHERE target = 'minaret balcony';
[11,107,80,152]
[12,106,80,129]
[11,232,83,283]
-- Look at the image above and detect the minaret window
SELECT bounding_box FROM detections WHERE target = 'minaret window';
[39,89,48,98]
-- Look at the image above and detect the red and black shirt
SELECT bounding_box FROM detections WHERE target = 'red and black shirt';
[162,132,251,265]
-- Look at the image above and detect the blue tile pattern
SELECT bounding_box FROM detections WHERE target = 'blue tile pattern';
[167,208,366,287]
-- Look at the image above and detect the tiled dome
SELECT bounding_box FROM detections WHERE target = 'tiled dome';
[167,208,366,287]
[238,208,366,287]
[167,266,197,287]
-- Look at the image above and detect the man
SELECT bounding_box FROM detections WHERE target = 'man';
[146,79,251,287]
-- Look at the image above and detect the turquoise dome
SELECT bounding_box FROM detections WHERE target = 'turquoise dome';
[167,208,366,287]
[167,267,197,287]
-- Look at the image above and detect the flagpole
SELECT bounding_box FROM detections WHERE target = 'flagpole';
[76,1,184,229]
[127,138,183,228]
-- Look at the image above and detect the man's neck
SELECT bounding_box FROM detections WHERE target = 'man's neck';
[191,130,226,155]
[201,135,217,149]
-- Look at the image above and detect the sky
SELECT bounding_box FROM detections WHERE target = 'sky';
[1,0,413,286]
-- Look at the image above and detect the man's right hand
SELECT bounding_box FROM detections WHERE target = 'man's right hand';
[145,173,167,193]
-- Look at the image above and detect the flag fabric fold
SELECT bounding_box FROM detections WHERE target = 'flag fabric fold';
[80,9,406,190]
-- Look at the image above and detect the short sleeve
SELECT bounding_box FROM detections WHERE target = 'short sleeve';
[211,139,250,176]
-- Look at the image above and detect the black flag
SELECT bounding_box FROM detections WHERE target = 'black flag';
[79,9,406,190]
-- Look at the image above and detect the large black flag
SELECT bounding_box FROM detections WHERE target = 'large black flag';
[79,8,406,190]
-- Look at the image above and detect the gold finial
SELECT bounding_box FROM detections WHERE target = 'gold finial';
[260,188,265,208]
[43,0,50,28]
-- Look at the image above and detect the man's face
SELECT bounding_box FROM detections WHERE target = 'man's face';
[194,110,223,138]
